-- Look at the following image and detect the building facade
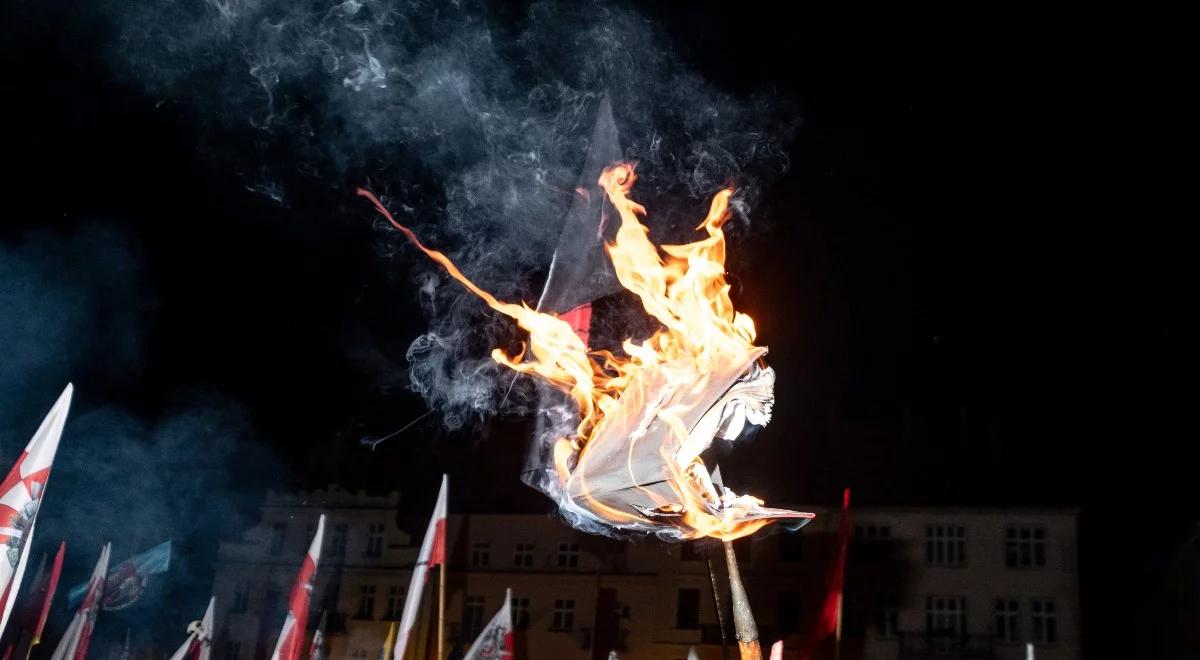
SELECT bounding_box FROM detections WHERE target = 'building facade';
[210,487,1080,660]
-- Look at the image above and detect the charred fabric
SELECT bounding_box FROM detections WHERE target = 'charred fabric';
[366,97,813,543]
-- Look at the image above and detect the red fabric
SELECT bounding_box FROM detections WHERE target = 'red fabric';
[559,304,593,345]
[806,488,851,656]
[278,553,318,660]
[428,519,446,568]
[32,542,64,640]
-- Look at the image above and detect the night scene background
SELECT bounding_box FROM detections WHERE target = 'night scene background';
[0,1,1184,659]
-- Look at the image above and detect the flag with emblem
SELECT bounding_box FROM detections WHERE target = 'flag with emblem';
[0,384,73,637]
[168,596,215,660]
[463,589,513,660]
[270,514,325,660]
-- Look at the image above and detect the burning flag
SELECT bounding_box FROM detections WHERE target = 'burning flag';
[167,596,214,660]
[0,384,73,636]
[361,105,813,540]
[393,474,447,660]
[269,514,325,660]
[66,540,171,611]
[50,542,111,660]
[462,589,514,660]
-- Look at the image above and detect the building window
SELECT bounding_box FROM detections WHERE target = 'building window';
[1031,599,1057,644]
[511,596,531,630]
[552,599,575,631]
[681,543,702,561]
[925,525,966,566]
[471,543,490,567]
[777,591,802,634]
[384,586,404,620]
[463,595,486,637]
[878,606,899,638]
[330,524,348,559]
[994,599,1020,643]
[231,582,250,613]
[676,588,701,629]
[224,640,240,660]
[779,533,803,562]
[855,524,891,540]
[269,523,287,554]
[925,596,967,637]
[557,543,579,568]
[1006,527,1047,568]
[366,523,385,559]
[514,543,535,567]
[356,584,376,619]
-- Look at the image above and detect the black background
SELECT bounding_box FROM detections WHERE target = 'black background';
[0,0,1184,656]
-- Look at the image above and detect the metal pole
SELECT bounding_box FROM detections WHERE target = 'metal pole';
[705,547,731,660]
[722,540,762,660]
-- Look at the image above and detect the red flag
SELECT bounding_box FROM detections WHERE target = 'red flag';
[30,541,65,644]
[394,474,448,659]
[0,385,73,636]
[270,515,325,660]
[50,543,110,660]
[806,488,851,657]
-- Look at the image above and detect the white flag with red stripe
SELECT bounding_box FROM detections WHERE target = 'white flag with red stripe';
[393,474,447,660]
[463,589,513,660]
[270,514,325,660]
[0,384,73,637]
[50,542,110,660]
[168,596,215,660]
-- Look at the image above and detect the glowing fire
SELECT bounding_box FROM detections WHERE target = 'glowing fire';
[360,163,791,541]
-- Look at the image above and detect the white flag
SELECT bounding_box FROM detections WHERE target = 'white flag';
[0,384,73,636]
[394,474,448,660]
[168,596,216,660]
[463,589,513,660]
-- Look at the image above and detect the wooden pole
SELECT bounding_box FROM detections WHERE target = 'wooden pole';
[437,564,446,660]
[834,592,843,660]
[722,540,762,660]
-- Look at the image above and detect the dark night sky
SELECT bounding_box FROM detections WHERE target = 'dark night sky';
[0,0,1184,655]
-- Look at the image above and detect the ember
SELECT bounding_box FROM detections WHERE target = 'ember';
[361,160,811,542]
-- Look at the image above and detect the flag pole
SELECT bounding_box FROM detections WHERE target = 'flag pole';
[834,592,843,660]
[722,540,761,660]
[437,563,446,660]
[704,546,730,660]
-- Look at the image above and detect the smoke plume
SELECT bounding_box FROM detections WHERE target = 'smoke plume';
[104,0,797,429]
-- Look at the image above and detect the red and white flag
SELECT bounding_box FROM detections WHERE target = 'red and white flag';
[307,610,327,660]
[0,384,73,636]
[393,474,447,660]
[462,589,513,660]
[270,514,325,660]
[168,596,215,660]
[50,542,110,660]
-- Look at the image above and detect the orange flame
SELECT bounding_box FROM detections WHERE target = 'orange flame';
[360,163,773,541]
